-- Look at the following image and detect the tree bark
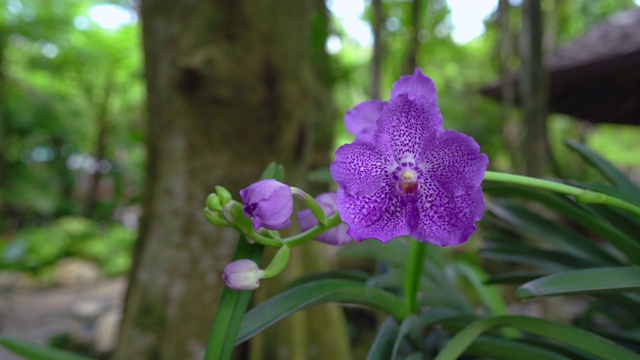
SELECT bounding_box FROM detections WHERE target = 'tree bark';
[114,1,345,359]
[519,0,551,177]
[85,76,113,217]
[370,0,384,100]
[405,0,423,74]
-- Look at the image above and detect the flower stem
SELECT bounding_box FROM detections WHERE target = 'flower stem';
[403,238,426,314]
[282,213,343,247]
[243,230,283,248]
[484,171,640,218]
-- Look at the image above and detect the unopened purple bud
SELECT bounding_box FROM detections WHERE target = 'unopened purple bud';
[222,259,265,291]
[240,180,293,230]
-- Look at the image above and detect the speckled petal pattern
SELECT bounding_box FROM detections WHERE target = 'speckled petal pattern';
[331,68,488,246]
[419,130,489,197]
[331,141,390,196]
[375,94,443,164]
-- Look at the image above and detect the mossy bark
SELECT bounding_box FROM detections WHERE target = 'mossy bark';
[114,1,347,359]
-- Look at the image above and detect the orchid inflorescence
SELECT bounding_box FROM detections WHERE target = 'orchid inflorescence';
[205,69,488,291]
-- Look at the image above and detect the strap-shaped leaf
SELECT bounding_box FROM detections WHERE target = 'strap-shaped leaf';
[466,336,571,360]
[518,267,640,299]
[435,315,640,360]
[485,271,547,285]
[236,279,407,344]
[480,246,598,271]
[485,185,640,264]
[0,338,94,360]
[367,317,400,360]
[391,315,422,359]
[285,270,370,289]
[455,262,508,316]
[490,202,621,265]
[566,139,640,204]
[337,239,407,267]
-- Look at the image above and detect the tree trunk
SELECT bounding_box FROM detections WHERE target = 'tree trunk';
[86,77,113,217]
[405,0,423,74]
[498,0,522,170]
[371,0,384,100]
[114,1,345,359]
[519,0,551,177]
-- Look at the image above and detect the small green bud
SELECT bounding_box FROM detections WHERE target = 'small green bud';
[206,193,222,211]
[204,209,228,227]
[215,186,233,206]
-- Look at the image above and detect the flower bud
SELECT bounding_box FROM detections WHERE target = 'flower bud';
[240,180,293,230]
[215,186,233,206]
[222,259,265,291]
[206,193,222,211]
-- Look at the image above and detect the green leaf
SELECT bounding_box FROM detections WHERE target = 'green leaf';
[490,202,621,265]
[0,338,94,360]
[337,239,408,267]
[420,307,465,327]
[485,185,640,264]
[455,262,508,316]
[391,315,422,359]
[485,272,547,285]
[466,336,571,360]
[517,267,640,299]
[285,270,370,289]
[434,315,640,360]
[236,279,408,344]
[367,317,399,360]
[566,139,640,205]
[480,246,598,271]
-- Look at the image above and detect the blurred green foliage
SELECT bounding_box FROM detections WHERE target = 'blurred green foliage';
[1,216,135,277]
[0,0,144,229]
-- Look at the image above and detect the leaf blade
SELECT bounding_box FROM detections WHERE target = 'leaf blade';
[517,267,640,299]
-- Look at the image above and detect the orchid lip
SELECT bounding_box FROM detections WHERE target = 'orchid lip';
[397,169,419,195]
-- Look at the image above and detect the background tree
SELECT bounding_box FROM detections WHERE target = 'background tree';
[114,0,349,359]
[519,0,551,177]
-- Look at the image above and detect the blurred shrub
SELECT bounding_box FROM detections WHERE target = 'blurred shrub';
[0,216,135,277]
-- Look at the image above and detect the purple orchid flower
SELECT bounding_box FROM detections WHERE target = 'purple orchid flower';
[330,69,488,246]
[297,192,353,246]
[240,179,293,230]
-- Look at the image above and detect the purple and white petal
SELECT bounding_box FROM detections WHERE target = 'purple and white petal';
[375,94,443,163]
[412,181,485,246]
[390,68,437,102]
[345,100,386,138]
[337,186,411,243]
[419,130,489,197]
[330,141,391,196]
